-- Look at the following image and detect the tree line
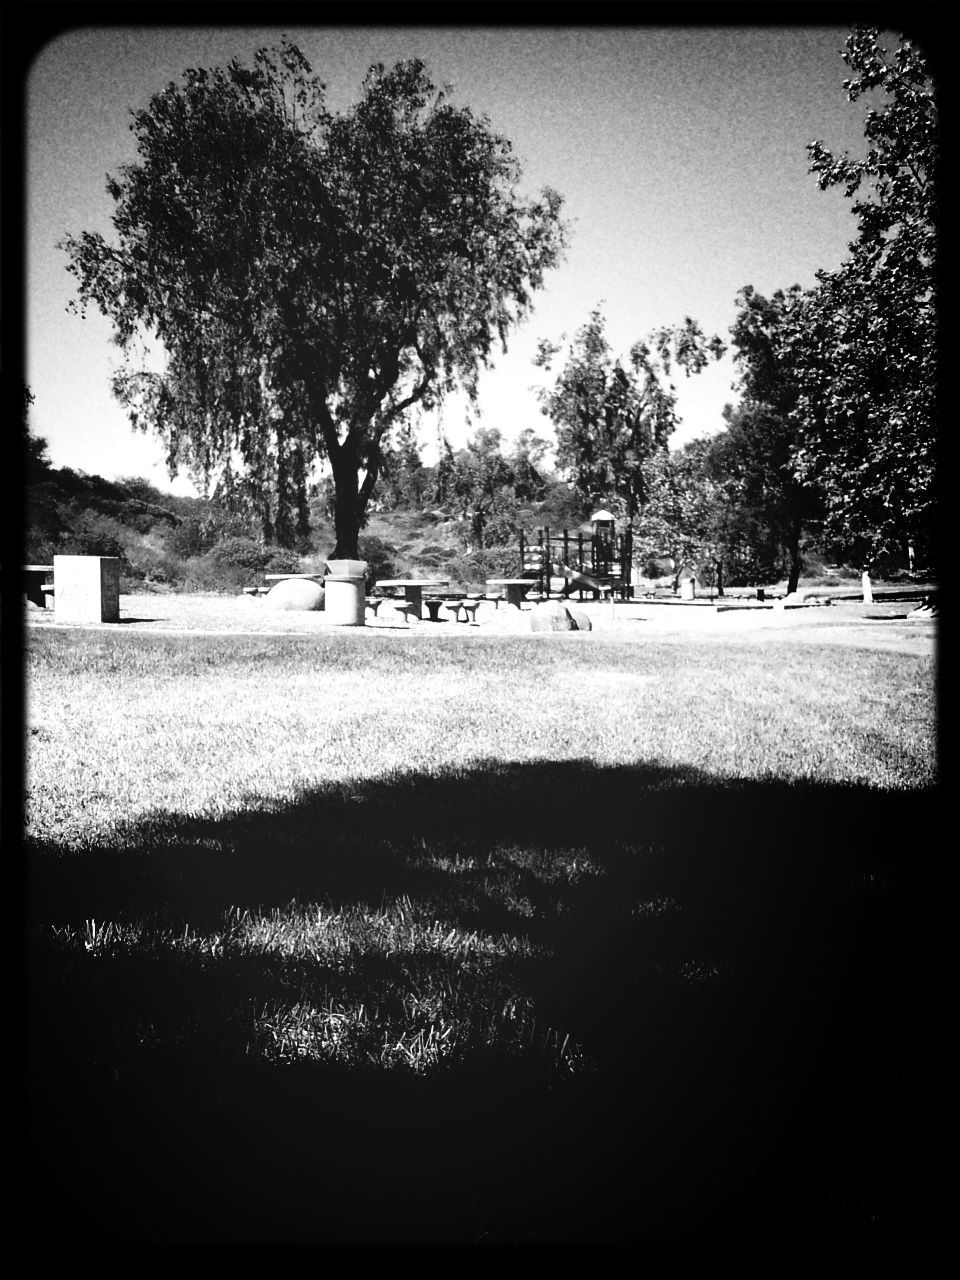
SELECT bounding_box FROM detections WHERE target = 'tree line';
[48,27,936,583]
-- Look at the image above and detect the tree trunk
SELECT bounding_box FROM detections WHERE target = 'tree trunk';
[715,559,724,597]
[785,518,803,595]
[330,458,364,559]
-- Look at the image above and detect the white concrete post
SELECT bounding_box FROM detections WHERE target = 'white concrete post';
[53,555,121,622]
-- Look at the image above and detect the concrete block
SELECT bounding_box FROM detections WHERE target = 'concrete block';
[53,555,120,623]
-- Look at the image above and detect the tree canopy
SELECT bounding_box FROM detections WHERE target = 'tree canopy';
[61,42,566,554]
[793,27,937,566]
[534,309,724,524]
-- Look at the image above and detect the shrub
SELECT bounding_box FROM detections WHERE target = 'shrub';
[446,545,520,590]
[57,509,129,562]
[121,539,186,588]
[190,537,301,590]
[263,548,302,575]
[358,535,397,592]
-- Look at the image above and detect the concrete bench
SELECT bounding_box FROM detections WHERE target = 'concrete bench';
[423,598,446,622]
[23,565,55,609]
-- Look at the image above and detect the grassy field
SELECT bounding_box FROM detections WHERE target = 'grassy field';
[24,618,937,1245]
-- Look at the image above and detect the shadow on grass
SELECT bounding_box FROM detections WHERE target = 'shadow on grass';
[26,759,928,1246]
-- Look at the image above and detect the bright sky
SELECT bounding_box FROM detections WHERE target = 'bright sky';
[26,22,893,497]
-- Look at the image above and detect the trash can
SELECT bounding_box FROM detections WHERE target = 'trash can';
[680,578,695,601]
[324,567,367,626]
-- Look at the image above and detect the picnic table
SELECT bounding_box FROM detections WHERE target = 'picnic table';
[23,564,55,609]
[263,573,325,581]
[375,578,450,621]
[486,578,535,608]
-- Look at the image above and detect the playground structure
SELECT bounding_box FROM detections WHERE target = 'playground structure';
[518,511,634,601]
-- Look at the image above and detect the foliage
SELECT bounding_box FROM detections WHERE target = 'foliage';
[792,27,936,566]
[721,290,829,591]
[509,428,550,502]
[377,423,431,511]
[445,544,518,589]
[61,43,566,555]
[535,309,724,522]
[183,536,302,589]
[634,445,715,587]
[441,426,522,549]
[523,478,593,532]
[357,533,398,591]
[56,509,131,562]
[23,384,53,486]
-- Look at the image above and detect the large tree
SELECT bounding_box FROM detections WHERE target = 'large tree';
[725,285,824,593]
[61,43,566,554]
[534,309,724,524]
[634,441,729,593]
[792,26,937,568]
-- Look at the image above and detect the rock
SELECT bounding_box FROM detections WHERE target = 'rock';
[529,600,577,632]
[262,579,325,611]
[567,609,592,631]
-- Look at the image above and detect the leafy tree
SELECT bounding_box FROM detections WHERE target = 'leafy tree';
[636,442,730,593]
[509,428,550,502]
[534,309,724,523]
[378,422,428,510]
[22,384,53,485]
[793,27,937,568]
[61,43,566,555]
[445,425,518,549]
[725,286,825,593]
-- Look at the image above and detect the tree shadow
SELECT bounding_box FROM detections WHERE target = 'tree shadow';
[26,758,929,1246]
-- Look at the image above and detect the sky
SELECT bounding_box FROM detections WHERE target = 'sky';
[25,20,904,498]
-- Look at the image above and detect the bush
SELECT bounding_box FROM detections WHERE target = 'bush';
[358,535,397,592]
[57,510,130,562]
[446,545,520,590]
[120,539,186,587]
[189,537,302,590]
[263,548,302,575]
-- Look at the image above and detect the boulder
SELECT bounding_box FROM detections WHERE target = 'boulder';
[262,579,325,611]
[567,609,592,631]
[529,600,577,632]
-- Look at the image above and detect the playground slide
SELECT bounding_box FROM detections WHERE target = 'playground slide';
[551,562,604,595]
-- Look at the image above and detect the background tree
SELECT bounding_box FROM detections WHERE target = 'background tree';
[509,428,550,502]
[792,26,936,569]
[22,384,52,485]
[378,422,428,511]
[445,425,518,549]
[62,43,566,555]
[725,286,824,593]
[636,442,730,593]
[534,309,724,524]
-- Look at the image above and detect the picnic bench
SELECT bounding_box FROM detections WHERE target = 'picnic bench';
[486,578,533,608]
[23,565,55,608]
[375,578,450,621]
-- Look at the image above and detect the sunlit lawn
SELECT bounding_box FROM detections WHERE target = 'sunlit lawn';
[25,627,936,1244]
